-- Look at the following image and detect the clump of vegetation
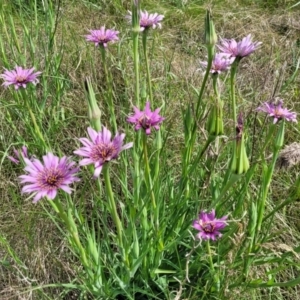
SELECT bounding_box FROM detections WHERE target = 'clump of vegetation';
[1,0,300,299]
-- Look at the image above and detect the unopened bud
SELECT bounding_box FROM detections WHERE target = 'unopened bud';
[21,146,28,158]
[207,101,224,136]
[274,120,285,150]
[231,135,250,175]
[205,10,218,47]
[231,113,249,174]
[85,77,101,131]
[131,0,140,32]
[8,146,29,165]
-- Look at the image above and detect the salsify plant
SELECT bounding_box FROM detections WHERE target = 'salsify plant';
[2,1,300,300]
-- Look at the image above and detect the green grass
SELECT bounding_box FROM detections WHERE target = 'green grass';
[1,0,300,299]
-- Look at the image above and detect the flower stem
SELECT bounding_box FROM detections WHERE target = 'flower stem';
[142,30,162,182]
[207,240,220,291]
[50,199,89,267]
[132,23,140,107]
[256,122,285,236]
[24,97,47,149]
[186,45,214,169]
[229,60,239,174]
[212,74,220,100]
[230,60,239,126]
[195,45,214,119]
[100,47,117,132]
[212,74,223,149]
[103,165,123,248]
[142,133,156,209]
[142,31,153,103]
[253,123,276,163]
[131,1,142,215]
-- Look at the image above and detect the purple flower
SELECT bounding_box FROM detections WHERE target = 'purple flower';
[1,66,41,90]
[217,34,262,59]
[193,210,227,241]
[126,10,164,31]
[74,127,133,178]
[257,99,297,124]
[201,53,235,74]
[19,153,80,203]
[85,26,119,47]
[8,146,28,164]
[127,101,165,135]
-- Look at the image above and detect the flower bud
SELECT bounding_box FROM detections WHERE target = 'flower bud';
[8,146,29,165]
[231,114,249,174]
[274,121,285,151]
[205,10,218,47]
[131,0,140,32]
[84,77,101,131]
[231,137,250,175]
[207,101,224,136]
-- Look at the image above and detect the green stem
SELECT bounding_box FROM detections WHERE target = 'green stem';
[180,135,215,200]
[142,31,153,103]
[207,241,220,291]
[256,122,284,235]
[132,29,140,107]
[255,156,277,234]
[212,74,220,100]
[131,2,142,214]
[142,31,162,184]
[5,107,22,137]
[154,129,162,181]
[103,165,123,248]
[229,60,239,174]
[142,133,156,208]
[100,47,117,132]
[253,123,276,163]
[133,133,141,206]
[186,45,214,171]
[206,240,214,269]
[230,60,239,126]
[214,173,241,209]
[188,135,216,177]
[50,199,89,267]
[228,125,276,215]
[96,177,103,210]
[24,99,47,149]
[212,74,222,151]
[195,45,214,119]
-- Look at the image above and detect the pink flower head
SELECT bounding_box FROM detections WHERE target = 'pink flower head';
[126,10,164,31]
[139,10,164,30]
[8,146,28,164]
[257,99,297,124]
[201,53,235,74]
[1,66,41,90]
[127,101,165,135]
[85,26,119,47]
[74,127,133,178]
[217,34,262,59]
[193,210,227,241]
[19,153,80,203]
